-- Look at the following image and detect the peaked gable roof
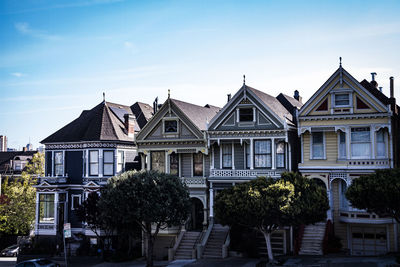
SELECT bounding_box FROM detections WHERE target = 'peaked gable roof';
[41,101,137,144]
[131,102,153,129]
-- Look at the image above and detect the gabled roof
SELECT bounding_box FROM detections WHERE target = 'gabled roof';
[41,101,137,144]
[279,94,303,109]
[131,102,153,129]
[170,99,220,131]
[359,80,390,105]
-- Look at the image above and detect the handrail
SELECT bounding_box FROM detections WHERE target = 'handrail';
[222,230,230,258]
[197,221,213,259]
[168,229,185,261]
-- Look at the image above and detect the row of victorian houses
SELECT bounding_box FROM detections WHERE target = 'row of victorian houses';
[34,62,400,259]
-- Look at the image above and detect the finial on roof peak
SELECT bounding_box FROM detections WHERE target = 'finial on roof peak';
[168,89,170,99]
[339,57,342,67]
[103,92,105,102]
[243,74,246,85]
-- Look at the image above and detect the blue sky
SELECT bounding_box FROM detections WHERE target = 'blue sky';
[1,0,400,149]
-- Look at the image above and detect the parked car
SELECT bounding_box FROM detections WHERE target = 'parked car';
[15,258,60,267]
[1,244,19,257]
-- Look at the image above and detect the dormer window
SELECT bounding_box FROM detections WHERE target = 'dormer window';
[164,120,178,133]
[334,94,350,107]
[239,108,253,122]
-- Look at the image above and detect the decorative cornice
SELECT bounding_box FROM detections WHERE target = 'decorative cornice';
[298,112,390,121]
[137,140,205,146]
[45,142,136,150]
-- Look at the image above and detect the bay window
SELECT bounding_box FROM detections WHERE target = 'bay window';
[151,151,165,172]
[103,150,114,176]
[193,153,203,176]
[276,142,285,168]
[222,144,232,169]
[351,127,370,158]
[89,150,99,176]
[338,132,346,159]
[39,194,55,223]
[311,132,324,159]
[54,152,63,176]
[254,140,271,168]
[376,129,386,158]
[170,153,179,176]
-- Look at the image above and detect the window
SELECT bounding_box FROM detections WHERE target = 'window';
[117,151,124,173]
[222,144,232,168]
[376,129,386,158]
[339,132,346,159]
[71,195,81,210]
[170,153,179,176]
[39,194,54,223]
[276,142,285,168]
[164,120,178,133]
[193,153,203,176]
[89,151,99,176]
[151,151,165,172]
[103,151,114,176]
[340,180,349,210]
[239,108,253,122]
[245,143,250,169]
[351,127,370,158]
[254,140,271,168]
[335,94,350,106]
[312,132,324,159]
[54,151,63,176]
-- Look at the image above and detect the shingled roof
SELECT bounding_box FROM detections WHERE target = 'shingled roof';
[131,102,153,129]
[171,99,220,131]
[360,79,390,105]
[41,101,139,143]
[246,86,295,124]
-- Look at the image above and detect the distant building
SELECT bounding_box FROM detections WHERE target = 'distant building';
[0,136,7,152]
[0,151,37,176]
[26,143,34,151]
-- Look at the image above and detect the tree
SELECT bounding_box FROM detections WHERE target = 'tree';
[215,173,328,262]
[0,152,44,235]
[102,170,191,267]
[346,169,400,223]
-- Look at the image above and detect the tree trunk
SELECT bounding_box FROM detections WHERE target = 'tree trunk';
[261,230,274,262]
[146,231,154,267]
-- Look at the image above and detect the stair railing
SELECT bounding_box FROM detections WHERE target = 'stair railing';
[196,221,214,259]
[222,230,230,258]
[168,226,186,261]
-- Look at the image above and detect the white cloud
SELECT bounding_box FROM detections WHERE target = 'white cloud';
[15,22,60,40]
[11,72,24,77]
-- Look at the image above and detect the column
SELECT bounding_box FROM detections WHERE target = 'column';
[211,146,214,169]
[51,151,54,176]
[327,189,333,220]
[54,192,59,232]
[250,139,254,170]
[271,138,275,169]
[165,151,169,173]
[114,149,118,175]
[346,127,351,160]
[371,128,375,159]
[99,149,103,177]
[141,154,145,170]
[252,107,256,123]
[231,141,235,170]
[85,150,89,177]
[62,151,65,176]
[209,184,214,219]
[35,192,40,234]
[147,152,151,171]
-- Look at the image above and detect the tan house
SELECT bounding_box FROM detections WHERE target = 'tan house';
[297,62,400,256]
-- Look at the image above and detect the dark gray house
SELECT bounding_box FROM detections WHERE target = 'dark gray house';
[35,100,152,245]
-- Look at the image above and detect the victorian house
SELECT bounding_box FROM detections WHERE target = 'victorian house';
[35,100,152,247]
[135,96,220,260]
[297,63,399,256]
[206,82,303,257]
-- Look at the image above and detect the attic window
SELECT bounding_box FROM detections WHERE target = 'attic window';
[334,94,350,107]
[164,120,178,133]
[239,108,253,122]
[316,99,328,111]
[356,97,369,109]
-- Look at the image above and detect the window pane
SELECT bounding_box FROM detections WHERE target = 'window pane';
[104,151,114,163]
[255,155,271,168]
[73,196,80,209]
[255,140,270,153]
[90,163,99,175]
[312,133,324,158]
[164,120,178,133]
[339,132,346,158]
[276,154,284,168]
[90,151,98,163]
[377,130,386,157]
[222,144,232,168]
[170,153,179,176]
[351,143,371,157]
[193,153,203,176]
[39,194,55,223]
[312,132,323,144]
[377,130,384,142]
[335,94,349,106]
[239,108,253,122]
[351,128,370,142]
[276,142,285,154]
[104,163,113,176]
[55,165,63,176]
[55,152,62,164]
[246,144,250,169]
[151,151,165,172]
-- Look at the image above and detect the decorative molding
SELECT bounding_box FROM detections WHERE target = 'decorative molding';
[46,142,136,150]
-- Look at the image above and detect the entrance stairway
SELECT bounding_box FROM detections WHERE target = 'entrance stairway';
[299,222,326,255]
[256,230,285,257]
[202,224,229,259]
[174,231,201,260]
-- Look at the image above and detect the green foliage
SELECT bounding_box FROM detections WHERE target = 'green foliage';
[215,172,328,261]
[346,169,400,223]
[0,152,44,235]
[101,170,191,267]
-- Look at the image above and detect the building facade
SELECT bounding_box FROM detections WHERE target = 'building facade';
[297,64,399,255]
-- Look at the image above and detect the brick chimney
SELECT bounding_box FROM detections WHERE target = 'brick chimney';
[124,114,135,138]
[294,90,302,103]
[389,77,396,113]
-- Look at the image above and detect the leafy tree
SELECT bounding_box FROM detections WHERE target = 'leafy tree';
[346,169,400,223]
[0,152,44,235]
[215,173,328,262]
[102,170,191,267]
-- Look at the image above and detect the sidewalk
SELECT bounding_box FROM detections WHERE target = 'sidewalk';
[283,255,398,267]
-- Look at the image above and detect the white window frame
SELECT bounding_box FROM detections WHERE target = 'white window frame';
[163,118,179,134]
[238,107,254,122]
[254,140,272,169]
[117,150,125,174]
[103,150,115,176]
[276,142,285,169]
[89,150,99,176]
[376,129,387,158]
[71,194,82,210]
[350,127,371,159]
[334,93,350,107]
[221,143,232,169]
[54,151,64,176]
[310,132,326,160]
[338,131,346,159]
[193,152,204,177]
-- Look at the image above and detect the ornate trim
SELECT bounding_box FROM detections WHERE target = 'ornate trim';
[46,142,136,150]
